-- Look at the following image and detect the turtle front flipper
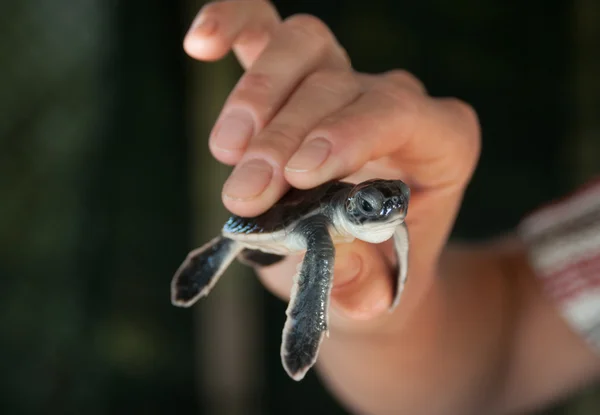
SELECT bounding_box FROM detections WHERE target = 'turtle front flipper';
[171,236,242,307]
[281,215,335,381]
[390,221,410,310]
[238,249,285,268]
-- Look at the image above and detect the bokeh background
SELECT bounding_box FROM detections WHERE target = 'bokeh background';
[1,0,599,414]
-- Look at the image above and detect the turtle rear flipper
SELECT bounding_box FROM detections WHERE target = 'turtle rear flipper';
[171,236,242,307]
[281,215,335,381]
[238,249,285,268]
[390,221,409,310]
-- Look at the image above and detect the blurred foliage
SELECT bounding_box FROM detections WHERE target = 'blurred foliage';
[0,0,195,414]
[0,0,598,414]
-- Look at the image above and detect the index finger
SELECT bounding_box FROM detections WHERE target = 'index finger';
[184,0,280,69]
[285,77,480,193]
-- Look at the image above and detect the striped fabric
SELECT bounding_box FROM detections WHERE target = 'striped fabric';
[518,177,600,352]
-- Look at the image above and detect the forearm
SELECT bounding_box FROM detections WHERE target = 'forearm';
[490,238,600,415]
[316,240,516,415]
[316,237,600,415]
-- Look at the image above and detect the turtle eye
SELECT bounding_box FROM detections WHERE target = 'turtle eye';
[357,193,382,216]
[352,188,383,216]
[360,198,374,213]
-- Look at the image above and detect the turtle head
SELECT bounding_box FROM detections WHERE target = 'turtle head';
[342,179,410,243]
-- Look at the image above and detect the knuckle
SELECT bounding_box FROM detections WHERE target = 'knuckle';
[450,98,480,133]
[252,124,304,159]
[312,114,355,141]
[258,0,280,18]
[235,72,275,99]
[335,45,352,67]
[384,69,427,94]
[374,81,416,104]
[457,102,482,164]
[199,1,226,18]
[283,14,333,46]
[304,70,360,96]
[443,97,481,173]
[373,82,422,119]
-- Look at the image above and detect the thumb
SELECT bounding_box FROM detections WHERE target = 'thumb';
[330,240,395,322]
[256,239,397,326]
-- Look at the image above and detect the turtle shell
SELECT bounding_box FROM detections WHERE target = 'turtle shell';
[223,180,352,235]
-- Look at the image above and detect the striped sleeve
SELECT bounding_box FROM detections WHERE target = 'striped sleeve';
[517,177,600,352]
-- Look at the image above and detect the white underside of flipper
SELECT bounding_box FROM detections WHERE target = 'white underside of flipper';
[390,222,409,310]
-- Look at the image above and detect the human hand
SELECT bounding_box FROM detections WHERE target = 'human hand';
[184,0,480,330]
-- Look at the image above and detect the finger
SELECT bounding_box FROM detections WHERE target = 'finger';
[183,0,280,68]
[209,14,349,163]
[256,240,396,324]
[355,70,427,95]
[221,69,362,217]
[330,241,395,321]
[284,76,479,192]
[283,75,480,286]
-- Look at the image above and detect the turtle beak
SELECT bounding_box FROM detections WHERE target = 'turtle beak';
[397,180,410,202]
[389,180,410,216]
[383,196,408,220]
[397,181,411,217]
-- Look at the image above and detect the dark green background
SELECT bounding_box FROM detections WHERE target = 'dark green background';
[1,0,598,414]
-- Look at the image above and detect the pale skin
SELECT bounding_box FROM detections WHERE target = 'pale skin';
[184,1,600,414]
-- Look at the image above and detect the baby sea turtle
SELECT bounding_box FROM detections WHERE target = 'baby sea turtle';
[171,178,411,381]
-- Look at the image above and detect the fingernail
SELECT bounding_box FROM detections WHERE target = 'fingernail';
[223,159,273,201]
[212,109,255,152]
[285,137,331,173]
